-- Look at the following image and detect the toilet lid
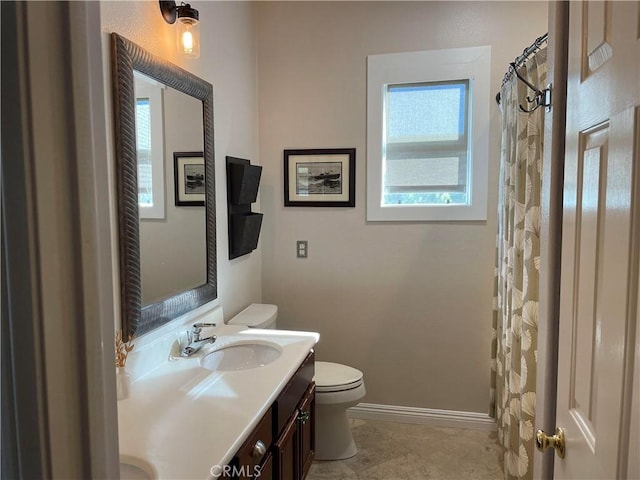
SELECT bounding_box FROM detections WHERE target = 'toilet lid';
[228,304,278,328]
[315,361,363,392]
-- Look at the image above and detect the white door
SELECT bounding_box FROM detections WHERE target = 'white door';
[552,1,640,478]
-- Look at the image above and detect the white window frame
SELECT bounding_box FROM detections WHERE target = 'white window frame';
[134,73,166,220]
[367,46,491,222]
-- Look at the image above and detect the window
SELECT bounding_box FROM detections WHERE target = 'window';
[135,98,154,206]
[385,80,469,206]
[134,72,165,219]
[367,46,491,221]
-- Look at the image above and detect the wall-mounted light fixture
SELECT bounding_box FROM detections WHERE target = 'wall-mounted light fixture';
[159,1,200,59]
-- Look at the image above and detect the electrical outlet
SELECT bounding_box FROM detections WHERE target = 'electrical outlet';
[296,240,308,258]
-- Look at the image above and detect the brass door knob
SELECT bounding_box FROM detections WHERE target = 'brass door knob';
[535,427,566,458]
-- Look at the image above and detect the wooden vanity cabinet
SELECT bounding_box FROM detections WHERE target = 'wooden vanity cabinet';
[227,408,273,480]
[273,352,315,480]
[273,384,315,480]
[298,384,315,479]
[228,351,315,480]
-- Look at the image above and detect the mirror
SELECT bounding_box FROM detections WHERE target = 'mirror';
[134,72,207,305]
[111,33,216,337]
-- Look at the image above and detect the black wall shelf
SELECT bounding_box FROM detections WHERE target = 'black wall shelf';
[226,156,263,259]
[229,162,262,205]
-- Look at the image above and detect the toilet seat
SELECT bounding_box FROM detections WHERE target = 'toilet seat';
[315,361,364,393]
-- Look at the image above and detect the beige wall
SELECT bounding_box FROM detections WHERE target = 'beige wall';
[100,1,262,324]
[256,1,548,413]
[98,0,549,414]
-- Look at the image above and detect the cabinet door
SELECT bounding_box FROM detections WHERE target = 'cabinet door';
[255,453,273,480]
[231,409,273,480]
[298,383,315,480]
[275,351,314,434]
[275,414,298,480]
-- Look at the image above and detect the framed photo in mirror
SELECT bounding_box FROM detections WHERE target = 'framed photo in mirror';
[174,151,205,206]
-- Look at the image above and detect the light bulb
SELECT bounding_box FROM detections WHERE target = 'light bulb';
[177,17,200,58]
[182,30,194,53]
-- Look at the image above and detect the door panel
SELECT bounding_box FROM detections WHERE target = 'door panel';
[569,123,608,452]
[558,110,637,478]
[583,1,612,76]
[275,415,298,480]
[556,1,639,478]
[299,384,315,479]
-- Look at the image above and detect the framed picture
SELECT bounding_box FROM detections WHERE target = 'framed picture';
[284,148,356,207]
[174,152,205,206]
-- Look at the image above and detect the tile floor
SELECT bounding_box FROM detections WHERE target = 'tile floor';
[307,418,503,480]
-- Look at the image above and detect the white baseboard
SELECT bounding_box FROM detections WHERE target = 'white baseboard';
[347,402,497,431]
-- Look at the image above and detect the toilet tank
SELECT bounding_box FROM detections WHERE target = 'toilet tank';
[228,304,278,329]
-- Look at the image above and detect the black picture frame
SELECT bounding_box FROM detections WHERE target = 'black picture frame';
[174,151,205,206]
[284,148,356,207]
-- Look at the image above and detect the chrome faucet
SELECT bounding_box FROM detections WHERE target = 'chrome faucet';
[180,323,217,357]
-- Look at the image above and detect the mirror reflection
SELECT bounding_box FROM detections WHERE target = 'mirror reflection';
[134,72,207,306]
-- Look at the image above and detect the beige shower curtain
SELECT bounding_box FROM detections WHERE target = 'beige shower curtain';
[491,48,547,480]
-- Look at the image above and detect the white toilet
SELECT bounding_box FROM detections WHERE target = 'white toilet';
[228,304,366,461]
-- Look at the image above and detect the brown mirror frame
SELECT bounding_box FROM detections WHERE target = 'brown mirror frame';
[111,33,217,337]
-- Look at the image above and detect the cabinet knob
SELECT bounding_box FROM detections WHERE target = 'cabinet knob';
[298,411,310,424]
[252,440,267,458]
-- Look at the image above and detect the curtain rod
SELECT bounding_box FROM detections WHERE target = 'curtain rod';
[496,32,549,107]
[501,32,548,88]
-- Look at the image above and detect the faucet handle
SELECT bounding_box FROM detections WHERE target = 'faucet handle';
[193,322,217,328]
[191,322,216,340]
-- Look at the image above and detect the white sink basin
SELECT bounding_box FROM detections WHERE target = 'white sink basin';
[201,341,281,371]
[120,456,155,479]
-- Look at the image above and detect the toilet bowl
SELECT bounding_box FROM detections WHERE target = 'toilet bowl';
[314,361,365,460]
[228,304,366,460]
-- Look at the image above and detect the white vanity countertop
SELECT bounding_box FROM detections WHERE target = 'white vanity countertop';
[117,323,319,480]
